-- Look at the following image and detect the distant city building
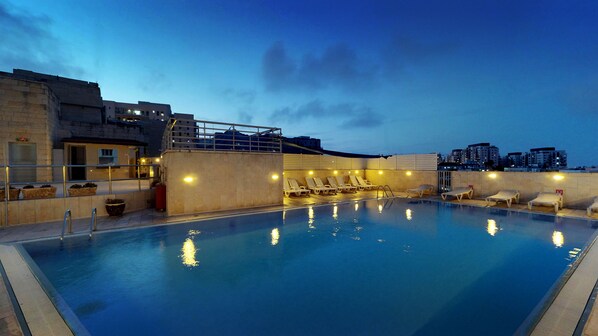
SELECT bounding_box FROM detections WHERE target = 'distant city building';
[171,113,198,149]
[447,149,463,164]
[103,100,172,123]
[527,147,567,170]
[462,143,499,168]
[506,152,526,168]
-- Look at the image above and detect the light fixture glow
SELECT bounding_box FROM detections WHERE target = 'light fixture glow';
[378,170,383,175]
[333,170,338,175]
[553,174,564,181]
[155,158,160,163]
[487,219,498,236]
[355,170,359,174]
[406,171,412,176]
[552,231,564,247]
[309,171,314,175]
[271,174,279,180]
[488,173,497,179]
[183,176,194,183]
[140,158,146,164]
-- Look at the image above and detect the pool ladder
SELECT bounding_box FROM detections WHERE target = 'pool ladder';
[376,185,395,199]
[59,208,97,240]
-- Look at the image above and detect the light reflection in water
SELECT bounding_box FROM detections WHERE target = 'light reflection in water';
[271,228,280,246]
[354,203,359,211]
[308,206,315,229]
[405,209,413,221]
[333,205,338,220]
[552,231,564,248]
[378,204,383,214]
[181,238,199,267]
[487,219,498,236]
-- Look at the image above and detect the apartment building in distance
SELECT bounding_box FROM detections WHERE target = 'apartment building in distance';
[103,100,172,123]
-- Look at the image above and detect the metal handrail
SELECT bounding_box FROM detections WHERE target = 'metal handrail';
[162,118,282,153]
[89,208,97,238]
[376,185,395,199]
[60,209,72,240]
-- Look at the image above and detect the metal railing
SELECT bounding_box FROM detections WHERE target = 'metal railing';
[162,118,282,153]
[1,163,160,227]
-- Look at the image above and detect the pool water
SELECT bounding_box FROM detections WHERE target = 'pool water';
[22,199,597,335]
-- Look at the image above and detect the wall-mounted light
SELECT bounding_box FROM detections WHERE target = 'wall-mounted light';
[333,170,338,175]
[553,174,564,181]
[355,170,359,174]
[155,158,160,163]
[378,170,383,175]
[488,173,497,179]
[183,176,194,183]
[406,171,412,176]
[308,171,314,175]
[271,174,279,181]
[140,158,146,164]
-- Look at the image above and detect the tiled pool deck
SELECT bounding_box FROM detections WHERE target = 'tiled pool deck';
[0,191,597,335]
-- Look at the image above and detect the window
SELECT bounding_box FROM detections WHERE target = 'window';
[99,148,118,165]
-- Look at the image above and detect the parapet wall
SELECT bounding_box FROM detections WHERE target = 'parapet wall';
[163,151,283,216]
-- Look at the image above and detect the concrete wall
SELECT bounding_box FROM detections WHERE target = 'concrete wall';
[365,170,438,192]
[0,189,153,226]
[163,151,283,215]
[450,171,598,208]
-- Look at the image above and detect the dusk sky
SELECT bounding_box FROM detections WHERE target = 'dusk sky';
[1,0,597,166]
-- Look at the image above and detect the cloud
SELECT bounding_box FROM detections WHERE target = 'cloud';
[262,41,377,92]
[221,88,256,105]
[269,100,383,129]
[139,68,171,93]
[0,2,83,77]
[383,36,458,77]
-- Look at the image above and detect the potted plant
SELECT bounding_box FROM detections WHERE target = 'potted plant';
[68,182,97,197]
[105,198,126,216]
[0,186,20,201]
[22,184,57,199]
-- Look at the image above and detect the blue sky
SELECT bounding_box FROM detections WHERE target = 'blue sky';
[1,0,597,166]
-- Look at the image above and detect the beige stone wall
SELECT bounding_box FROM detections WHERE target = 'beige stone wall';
[0,76,59,182]
[365,170,438,192]
[163,151,283,215]
[450,171,598,208]
[0,189,153,226]
[69,143,136,180]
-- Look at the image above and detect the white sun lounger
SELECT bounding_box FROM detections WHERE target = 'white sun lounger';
[349,175,365,191]
[284,178,310,197]
[441,187,473,202]
[306,177,336,195]
[350,175,378,190]
[406,184,434,198]
[528,192,563,213]
[335,176,359,193]
[587,197,598,217]
[485,190,520,208]
[327,176,357,193]
[314,177,338,194]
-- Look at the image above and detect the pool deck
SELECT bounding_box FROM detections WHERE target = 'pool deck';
[0,190,597,335]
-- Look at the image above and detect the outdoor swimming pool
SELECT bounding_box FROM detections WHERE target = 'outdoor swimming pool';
[21,199,597,335]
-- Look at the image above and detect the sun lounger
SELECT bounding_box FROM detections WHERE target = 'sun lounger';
[485,190,520,208]
[406,184,434,198]
[356,176,379,190]
[528,192,563,213]
[349,175,365,191]
[314,177,337,194]
[306,177,336,195]
[284,178,310,197]
[441,187,473,202]
[327,176,357,193]
[587,197,598,216]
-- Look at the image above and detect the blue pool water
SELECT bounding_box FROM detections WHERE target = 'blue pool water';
[22,199,597,335]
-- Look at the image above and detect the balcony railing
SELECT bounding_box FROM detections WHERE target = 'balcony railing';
[162,118,282,153]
